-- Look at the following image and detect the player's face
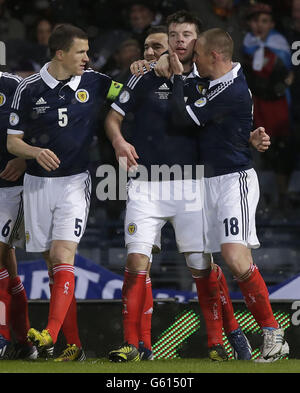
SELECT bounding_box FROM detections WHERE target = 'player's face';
[193,38,212,78]
[168,23,198,66]
[144,33,168,61]
[61,38,89,76]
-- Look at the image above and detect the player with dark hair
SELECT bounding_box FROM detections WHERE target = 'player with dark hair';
[166,27,289,362]
[0,71,37,360]
[6,23,123,361]
[106,11,270,362]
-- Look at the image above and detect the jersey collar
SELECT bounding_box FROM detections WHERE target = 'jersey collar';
[170,63,200,83]
[208,62,241,89]
[40,62,82,90]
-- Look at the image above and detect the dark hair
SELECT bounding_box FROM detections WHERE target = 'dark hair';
[146,25,168,36]
[246,3,273,20]
[48,24,88,58]
[166,10,203,36]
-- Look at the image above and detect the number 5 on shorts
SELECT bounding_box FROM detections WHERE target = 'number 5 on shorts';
[74,218,83,237]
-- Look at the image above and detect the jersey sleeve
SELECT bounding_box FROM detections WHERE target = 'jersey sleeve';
[85,68,123,101]
[110,72,147,116]
[7,80,30,136]
[106,80,123,101]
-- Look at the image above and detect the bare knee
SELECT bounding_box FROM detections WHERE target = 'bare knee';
[189,267,212,278]
[0,244,18,277]
[221,243,253,277]
[184,252,212,278]
[126,253,149,273]
[49,240,77,265]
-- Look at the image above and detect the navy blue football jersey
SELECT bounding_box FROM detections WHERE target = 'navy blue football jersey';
[7,63,122,177]
[0,72,23,187]
[111,65,205,179]
[173,63,253,177]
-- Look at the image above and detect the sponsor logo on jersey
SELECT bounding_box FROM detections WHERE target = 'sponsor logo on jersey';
[0,92,6,106]
[9,112,19,126]
[158,83,169,90]
[127,222,137,235]
[25,231,30,243]
[119,90,130,103]
[156,83,171,99]
[194,97,207,107]
[75,89,89,103]
[35,97,47,105]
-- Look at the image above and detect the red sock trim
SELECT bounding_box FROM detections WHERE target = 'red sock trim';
[139,278,153,349]
[215,265,239,334]
[9,276,30,344]
[122,269,147,348]
[46,264,75,344]
[61,294,81,347]
[0,268,11,341]
[193,269,224,347]
[238,265,279,329]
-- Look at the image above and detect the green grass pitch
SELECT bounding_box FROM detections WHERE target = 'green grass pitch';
[0,358,300,373]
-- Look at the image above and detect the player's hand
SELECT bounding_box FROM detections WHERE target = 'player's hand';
[130,59,151,76]
[169,49,184,76]
[0,158,27,182]
[113,138,139,171]
[154,54,172,79]
[250,127,271,152]
[35,148,60,171]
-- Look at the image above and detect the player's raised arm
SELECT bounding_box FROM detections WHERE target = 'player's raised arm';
[168,51,196,128]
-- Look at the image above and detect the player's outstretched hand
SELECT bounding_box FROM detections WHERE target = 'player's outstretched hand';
[0,157,27,182]
[35,148,60,171]
[250,127,271,152]
[130,59,151,76]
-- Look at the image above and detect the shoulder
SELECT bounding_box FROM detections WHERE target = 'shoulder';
[207,65,250,103]
[11,72,41,109]
[0,72,22,94]
[1,72,22,84]
[125,68,156,91]
[83,68,111,83]
[14,72,42,92]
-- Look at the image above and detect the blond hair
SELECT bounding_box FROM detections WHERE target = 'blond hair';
[200,28,233,60]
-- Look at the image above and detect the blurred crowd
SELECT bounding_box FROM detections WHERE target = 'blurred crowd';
[1,0,300,219]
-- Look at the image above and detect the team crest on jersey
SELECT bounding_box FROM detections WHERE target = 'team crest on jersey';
[194,97,207,107]
[75,89,89,103]
[9,112,19,126]
[0,92,6,106]
[127,222,137,235]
